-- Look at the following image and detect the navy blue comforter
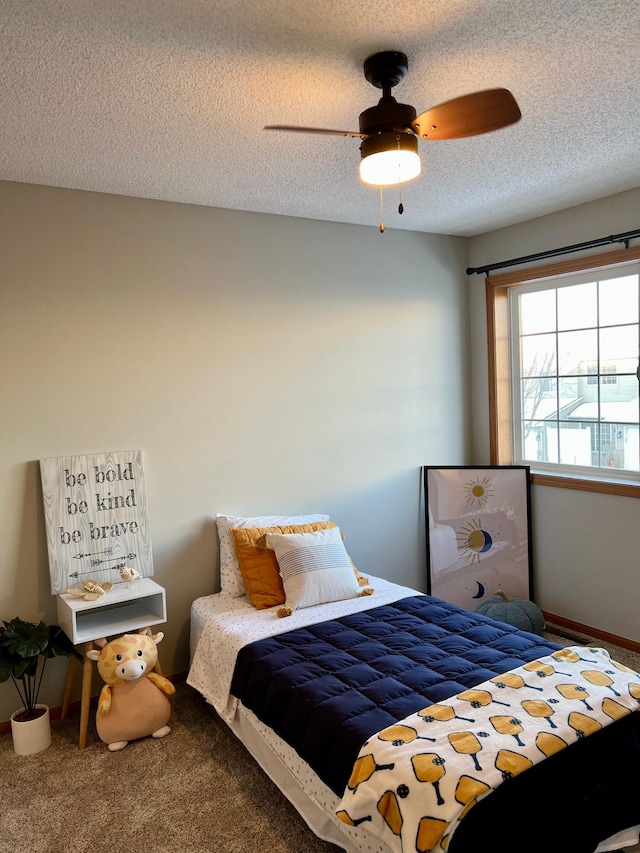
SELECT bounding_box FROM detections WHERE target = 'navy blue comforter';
[230,594,640,851]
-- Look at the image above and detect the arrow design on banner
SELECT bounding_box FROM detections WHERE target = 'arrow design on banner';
[73,549,114,559]
[68,553,137,578]
[89,553,136,567]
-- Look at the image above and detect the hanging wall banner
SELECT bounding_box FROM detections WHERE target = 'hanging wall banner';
[40,449,154,595]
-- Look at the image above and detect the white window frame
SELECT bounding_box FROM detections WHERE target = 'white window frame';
[485,245,640,498]
[508,265,640,484]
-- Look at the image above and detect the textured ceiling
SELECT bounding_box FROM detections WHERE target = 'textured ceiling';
[2,0,639,236]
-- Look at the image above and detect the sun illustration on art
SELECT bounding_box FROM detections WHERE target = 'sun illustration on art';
[463,475,494,508]
[457,518,494,564]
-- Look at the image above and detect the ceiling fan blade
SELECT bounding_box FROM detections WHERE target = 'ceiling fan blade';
[264,125,366,139]
[411,88,521,141]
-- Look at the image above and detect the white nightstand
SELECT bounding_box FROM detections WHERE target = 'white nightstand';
[57,579,167,749]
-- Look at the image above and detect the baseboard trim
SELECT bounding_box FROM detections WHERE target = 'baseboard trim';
[0,670,188,735]
[543,611,640,653]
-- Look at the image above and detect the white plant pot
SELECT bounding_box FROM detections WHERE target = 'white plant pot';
[10,704,52,755]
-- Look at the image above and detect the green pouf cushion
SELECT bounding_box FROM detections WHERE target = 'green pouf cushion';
[475,590,545,635]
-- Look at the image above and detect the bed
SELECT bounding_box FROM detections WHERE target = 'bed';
[187,513,640,853]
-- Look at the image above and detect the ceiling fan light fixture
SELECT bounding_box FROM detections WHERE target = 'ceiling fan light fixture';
[359,131,420,186]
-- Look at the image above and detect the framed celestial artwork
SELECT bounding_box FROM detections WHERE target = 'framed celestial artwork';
[423,465,532,610]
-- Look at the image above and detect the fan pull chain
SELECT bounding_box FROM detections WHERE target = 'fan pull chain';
[397,137,404,215]
[379,187,385,233]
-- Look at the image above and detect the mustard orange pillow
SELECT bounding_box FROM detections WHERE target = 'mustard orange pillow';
[230,521,338,609]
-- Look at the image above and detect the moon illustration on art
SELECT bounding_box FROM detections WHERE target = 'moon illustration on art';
[471,581,485,599]
[468,528,493,553]
[457,519,494,563]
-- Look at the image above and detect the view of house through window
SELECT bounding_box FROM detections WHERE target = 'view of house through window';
[510,265,640,480]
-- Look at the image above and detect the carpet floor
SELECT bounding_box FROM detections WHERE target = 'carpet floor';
[1,626,639,853]
[1,682,340,853]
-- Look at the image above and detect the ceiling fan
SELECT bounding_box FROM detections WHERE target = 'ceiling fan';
[265,50,521,194]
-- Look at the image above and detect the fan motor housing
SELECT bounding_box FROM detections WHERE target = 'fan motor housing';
[359,130,419,163]
[358,98,417,136]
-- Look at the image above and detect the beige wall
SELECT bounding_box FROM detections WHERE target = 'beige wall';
[468,187,640,643]
[0,180,470,722]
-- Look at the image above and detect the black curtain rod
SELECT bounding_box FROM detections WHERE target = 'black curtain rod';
[466,228,640,276]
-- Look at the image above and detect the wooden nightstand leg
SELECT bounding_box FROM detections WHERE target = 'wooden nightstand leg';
[79,641,94,750]
[60,656,78,720]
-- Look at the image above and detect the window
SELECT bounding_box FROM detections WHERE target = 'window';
[486,246,640,496]
[587,364,618,386]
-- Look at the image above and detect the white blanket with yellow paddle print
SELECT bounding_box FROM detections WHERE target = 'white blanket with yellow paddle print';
[337,646,640,853]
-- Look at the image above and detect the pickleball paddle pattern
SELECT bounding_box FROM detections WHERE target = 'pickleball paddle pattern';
[337,646,640,853]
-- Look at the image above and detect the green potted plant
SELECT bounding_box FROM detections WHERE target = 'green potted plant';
[0,617,82,754]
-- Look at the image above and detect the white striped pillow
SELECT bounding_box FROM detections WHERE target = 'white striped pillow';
[266,526,361,611]
[215,512,329,597]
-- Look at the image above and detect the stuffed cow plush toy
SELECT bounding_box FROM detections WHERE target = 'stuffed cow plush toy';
[87,628,175,751]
